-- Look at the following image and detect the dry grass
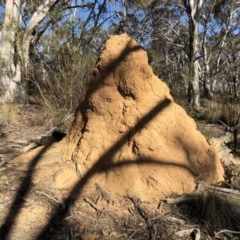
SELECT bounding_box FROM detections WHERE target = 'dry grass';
[177,191,240,234]
[0,103,19,124]
[200,98,240,126]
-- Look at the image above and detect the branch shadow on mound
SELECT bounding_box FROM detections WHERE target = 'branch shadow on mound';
[0,39,148,239]
[36,98,176,239]
[0,37,225,239]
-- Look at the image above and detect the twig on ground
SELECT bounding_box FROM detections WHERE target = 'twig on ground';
[115,233,127,239]
[67,199,74,216]
[64,215,82,221]
[22,142,39,152]
[76,162,83,177]
[218,120,240,132]
[166,216,187,225]
[3,128,18,133]
[0,142,39,167]
[43,127,57,136]
[191,229,201,240]
[165,196,194,204]
[127,230,139,240]
[35,190,65,209]
[69,228,74,240]
[214,229,240,238]
[127,194,157,240]
[95,182,115,204]
[84,197,102,212]
[157,201,163,215]
[175,228,200,239]
[44,113,74,136]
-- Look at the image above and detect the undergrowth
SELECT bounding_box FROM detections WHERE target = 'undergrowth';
[177,191,240,235]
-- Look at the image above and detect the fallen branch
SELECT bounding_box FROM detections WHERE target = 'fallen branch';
[166,180,240,208]
[218,120,240,132]
[0,142,39,167]
[197,180,240,207]
[127,193,157,240]
[0,152,20,167]
[43,113,74,136]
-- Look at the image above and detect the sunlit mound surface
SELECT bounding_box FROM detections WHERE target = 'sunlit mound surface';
[63,33,224,201]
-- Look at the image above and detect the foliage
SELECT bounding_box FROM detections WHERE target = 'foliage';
[178,191,240,233]
[0,0,240,107]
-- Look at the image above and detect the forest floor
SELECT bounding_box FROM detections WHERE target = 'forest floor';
[0,103,240,240]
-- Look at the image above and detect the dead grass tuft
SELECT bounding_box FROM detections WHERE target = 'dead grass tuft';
[200,98,240,126]
[0,103,19,124]
[177,191,240,234]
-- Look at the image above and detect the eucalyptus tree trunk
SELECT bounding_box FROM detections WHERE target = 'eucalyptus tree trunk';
[0,0,21,102]
[213,4,235,94]
[0,0,59,102]
[201,13,213,99]
[202,36,213,99]
[183,0,203,107]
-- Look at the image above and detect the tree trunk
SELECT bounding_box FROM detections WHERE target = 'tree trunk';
[203,63,213,99]
[0,0,22,102]
[214,7,233,95]
[233,68,239,99]
[202,20,213,100]
[183,0,203,107]
[0,0,59,102]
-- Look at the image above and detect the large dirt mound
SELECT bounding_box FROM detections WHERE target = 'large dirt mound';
[63,34,224,201]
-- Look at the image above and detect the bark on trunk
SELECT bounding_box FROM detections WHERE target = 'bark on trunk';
[214,9,233,94]
[202,23,213,99]
[203,66,213,100]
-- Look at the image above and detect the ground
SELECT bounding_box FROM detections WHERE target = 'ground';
[0,103,240,240]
